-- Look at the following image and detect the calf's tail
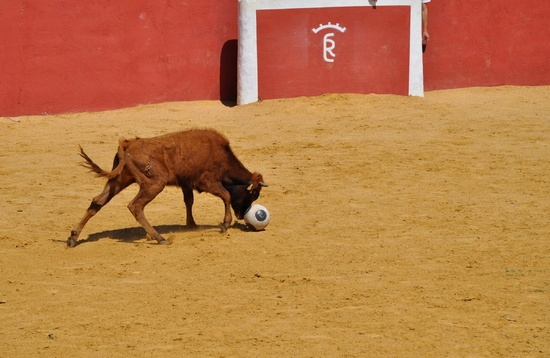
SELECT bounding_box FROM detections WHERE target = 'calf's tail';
[79,140,127,179]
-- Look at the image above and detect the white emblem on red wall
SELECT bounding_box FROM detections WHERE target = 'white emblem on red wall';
[312,22,347,63]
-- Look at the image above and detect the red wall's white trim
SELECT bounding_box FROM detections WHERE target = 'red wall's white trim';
[237,0,424,105]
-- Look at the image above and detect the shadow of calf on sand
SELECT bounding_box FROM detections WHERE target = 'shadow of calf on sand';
[65,222,254,247]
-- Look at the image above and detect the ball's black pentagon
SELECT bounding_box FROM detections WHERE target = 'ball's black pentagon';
[255,209,267,221]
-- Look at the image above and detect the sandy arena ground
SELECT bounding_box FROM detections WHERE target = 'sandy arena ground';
[0,86,549,357]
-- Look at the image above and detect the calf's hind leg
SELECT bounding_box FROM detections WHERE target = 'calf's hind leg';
[67,177,132,247]
[127,183,169,244]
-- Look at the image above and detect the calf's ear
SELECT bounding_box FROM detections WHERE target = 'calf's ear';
[247,172,267,191]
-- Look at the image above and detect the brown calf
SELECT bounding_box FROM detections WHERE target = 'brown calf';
[67,129,267,247]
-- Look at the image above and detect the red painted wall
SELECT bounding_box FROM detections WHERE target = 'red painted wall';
[0,0,238,116]
[423,1,550,90]
[257,6,410,100]
[1,1,549,116]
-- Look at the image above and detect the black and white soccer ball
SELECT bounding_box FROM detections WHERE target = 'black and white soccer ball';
[244,204,270,231]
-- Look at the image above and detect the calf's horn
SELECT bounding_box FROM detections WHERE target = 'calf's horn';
[247,182,268,191]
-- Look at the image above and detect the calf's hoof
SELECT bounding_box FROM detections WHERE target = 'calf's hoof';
[67,237,77,248]
[157,238,172,245]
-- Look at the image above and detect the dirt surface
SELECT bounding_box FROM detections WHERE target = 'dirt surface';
[1,86,549,357]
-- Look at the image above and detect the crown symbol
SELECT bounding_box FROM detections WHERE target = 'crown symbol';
[312,22,347,34]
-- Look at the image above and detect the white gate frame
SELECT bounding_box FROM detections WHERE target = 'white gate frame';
[237,0,424,105]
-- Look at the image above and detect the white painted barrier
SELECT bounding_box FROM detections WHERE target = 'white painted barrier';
[237,0,424,105]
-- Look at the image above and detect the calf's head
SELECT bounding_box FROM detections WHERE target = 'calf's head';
[228,173,268,219]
